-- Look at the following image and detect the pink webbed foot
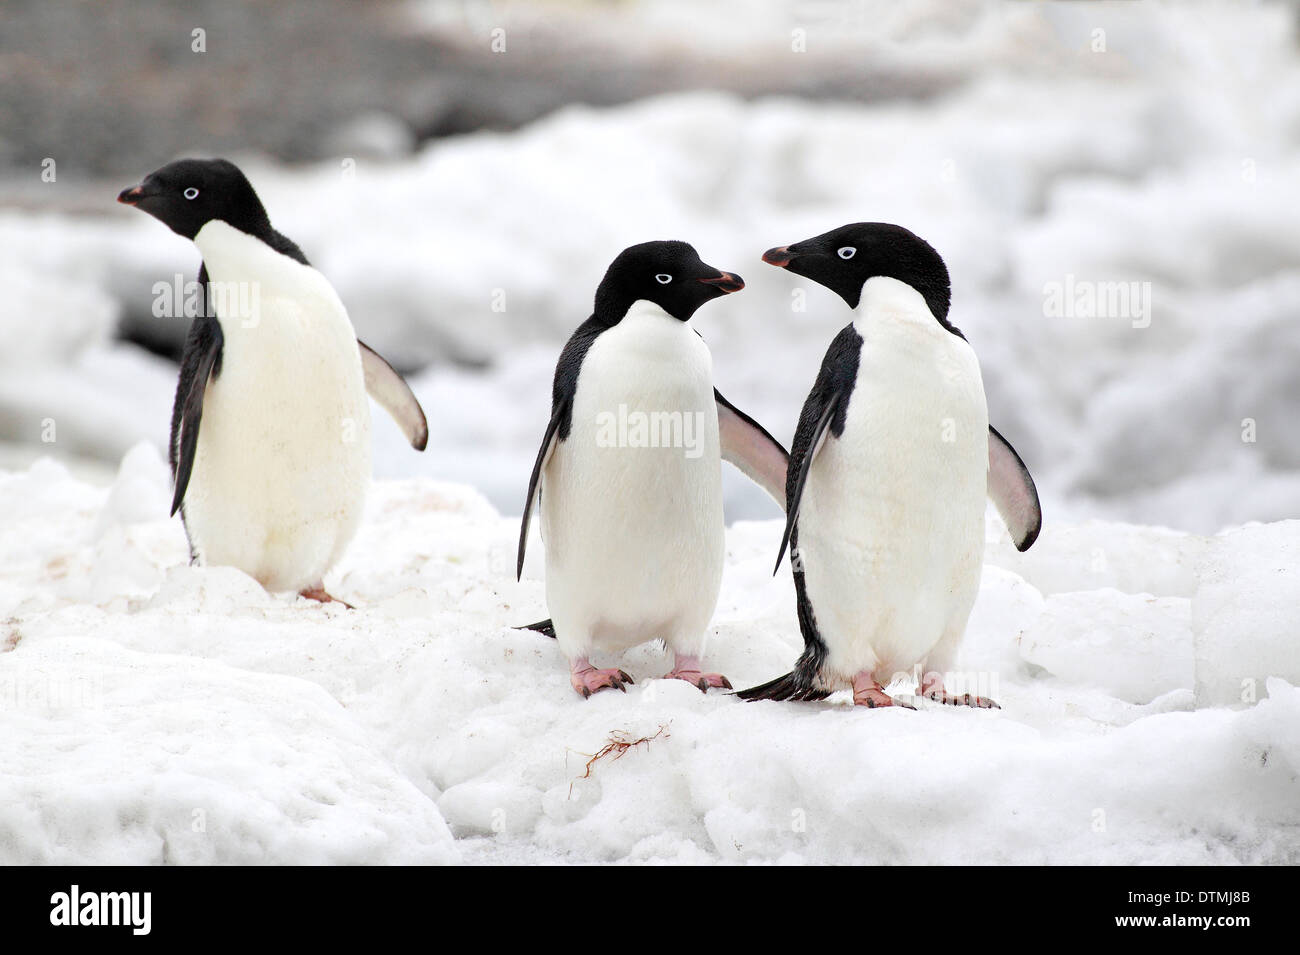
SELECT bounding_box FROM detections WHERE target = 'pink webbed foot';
[919,675,1000,709]
[570,658,635,698]
[663,655,732,693]
[852,673,916,710]
[300,585,355,609]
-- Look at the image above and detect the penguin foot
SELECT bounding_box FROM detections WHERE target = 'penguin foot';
[920,685,1000,709]
[663,656,732,693]
[570,659,634,698]
[299,586,355,610]
[851,673,916,710]
[918,675,999,708]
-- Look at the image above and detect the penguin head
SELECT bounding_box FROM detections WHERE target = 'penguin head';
[763,222,952,324]
[118,158,271,241]
[594,240,744,324]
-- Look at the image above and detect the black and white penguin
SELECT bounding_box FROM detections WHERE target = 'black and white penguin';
[736,223,1041,709]
[118,158,428,604]
[517,240,789,697]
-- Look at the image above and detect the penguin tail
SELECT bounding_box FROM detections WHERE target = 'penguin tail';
[734,669,830,703]
[515,618,556,639]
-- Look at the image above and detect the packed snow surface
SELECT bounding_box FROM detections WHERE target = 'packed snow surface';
[2,447,1297,864]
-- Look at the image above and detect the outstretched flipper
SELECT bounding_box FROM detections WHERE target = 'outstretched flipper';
[988,424,1041,551]
[234,230,431,453]
[359,341,428,451]
[715,388,788,509]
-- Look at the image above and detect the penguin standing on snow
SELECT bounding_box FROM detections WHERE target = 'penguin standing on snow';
[736,223,1041,709]
[119,158,428,604]
[517,241,789,697]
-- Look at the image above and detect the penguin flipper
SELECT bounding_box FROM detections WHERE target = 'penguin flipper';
[358,340,429,451]
[774,323,862,575]
[169,298,223,518]
[774,393,838,575]
[256,228,429,453]
[988,424,1042,552]
[714,388,789,510]
[517,401,565,581]
[514,618,556,638]
[171,331,220,518]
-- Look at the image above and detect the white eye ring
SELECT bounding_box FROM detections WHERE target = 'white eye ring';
[183,187,199,200]
[837,246,856,259]
[655,273,672,284]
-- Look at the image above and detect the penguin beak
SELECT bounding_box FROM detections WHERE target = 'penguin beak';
[762,246,795,267]
[117,183,152,205]
[698,271,744,294]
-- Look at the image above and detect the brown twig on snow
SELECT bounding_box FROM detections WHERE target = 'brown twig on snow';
[569,723,672,791]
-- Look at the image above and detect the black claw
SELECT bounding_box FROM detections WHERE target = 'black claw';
[581,687,591,699]
[615,680,627,693]
[619,670,634,685]
[865,698,876,709]
[718,677,733,690]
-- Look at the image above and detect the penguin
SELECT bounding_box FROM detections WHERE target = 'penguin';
[516,241,789,697]
[118,158,429,604]
[735,223,1041,709]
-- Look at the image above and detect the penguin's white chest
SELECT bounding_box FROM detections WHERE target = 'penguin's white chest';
[540,301,723,658]
[799,279,988,681]
[183,221,371,593]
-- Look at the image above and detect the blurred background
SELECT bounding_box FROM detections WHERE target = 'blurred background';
[0,0,1296,532]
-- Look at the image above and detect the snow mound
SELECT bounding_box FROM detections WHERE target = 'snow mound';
[1,639,458,865]
[1193,521,1300,708]
[1,454,1298,864]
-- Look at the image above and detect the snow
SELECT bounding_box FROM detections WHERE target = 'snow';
[2,448,1297,864]
[3,0,1299,864]
[1193,521,1300,708]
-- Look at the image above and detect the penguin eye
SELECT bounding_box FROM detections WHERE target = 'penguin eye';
[183,187,199,200]
[655,274,672,284]
[837,247,856,260]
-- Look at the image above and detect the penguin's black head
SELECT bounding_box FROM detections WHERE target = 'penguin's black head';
[118,158,271,241]
[594,240,744,325]
[764,222,953,327]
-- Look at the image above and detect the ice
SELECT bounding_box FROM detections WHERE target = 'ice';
[984,514,1207,599]
[1020,590,1193,705]
[1,638,458,865]
[1193,521,1300,708]
[3,0,1299,864]
[1,455,1297,864]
